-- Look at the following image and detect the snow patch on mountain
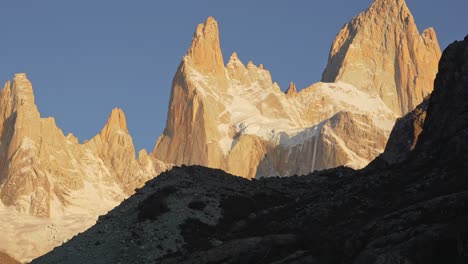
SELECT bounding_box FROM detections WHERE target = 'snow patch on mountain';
[186,63,397,159]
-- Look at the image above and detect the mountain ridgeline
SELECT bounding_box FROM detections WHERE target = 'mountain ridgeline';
[0,75,169,262]
[0,0,450,262]
[153,0,441,179]
[34,35,468,264]
[321,0,441,116]
[0,75,168,218]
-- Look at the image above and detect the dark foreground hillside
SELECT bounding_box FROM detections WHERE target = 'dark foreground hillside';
[33,36,468,264]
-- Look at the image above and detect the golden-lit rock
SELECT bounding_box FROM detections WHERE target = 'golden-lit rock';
[322,0,441,115]
[285,82,297,96]
[0,74,169,261]
[0,75,168,218]
[86,108,166,194]
[153,16,400,178]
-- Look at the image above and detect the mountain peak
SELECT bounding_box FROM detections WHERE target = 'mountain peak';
[321,0,441,116]
[228,52,242,64]
[185,16,225,75]
[104,107,129,134]
[227,51,245,68]
[285,82,297,96]
[367,0,408,13]
[90,107,130,144]
[194,16,218,37]
[0,73,40,120]
[373,0,407,7]
[11,73,34,101]
[230,51,239,59]
[367,0,412,23]
[14,72,28,81]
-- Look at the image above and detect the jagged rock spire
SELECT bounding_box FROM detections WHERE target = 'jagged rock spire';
[185,16,225,76]
[285,82,297,96]
[321,0,441,115]
[98,107,129,140]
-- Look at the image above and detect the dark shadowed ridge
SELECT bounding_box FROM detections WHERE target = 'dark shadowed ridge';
[33,36,468,264]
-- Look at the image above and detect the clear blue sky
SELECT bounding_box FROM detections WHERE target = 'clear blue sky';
[0,1,466,152]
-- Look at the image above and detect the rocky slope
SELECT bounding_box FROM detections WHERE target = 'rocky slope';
[34,35,468,264]
[0,74,168,262]
[153,0,440,179]
[322,0,441,116]
[381,98,429,164]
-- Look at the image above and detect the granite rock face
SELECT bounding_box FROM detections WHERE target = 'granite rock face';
[322,0,441,115]
[154,0,439,179]
[153,13,418,178]
[0,77,167,218]
[381,98,429,164]
[0,74,168,262]
[86,108,166,195]
[34,36,468,264]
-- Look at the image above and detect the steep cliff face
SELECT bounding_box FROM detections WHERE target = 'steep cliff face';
[0,74,168,262]
[414,35,468,159]
[153,14,415,178]
[86,108,166,194]
[381,98,429,164]
[153,18,301,178]
[0,76,166,218]
[0,73,75,218]
[258,111,390,176]
[381,35,468,166]
[322,0,441,115]
[153,0,439,179]
[153,17,228,169]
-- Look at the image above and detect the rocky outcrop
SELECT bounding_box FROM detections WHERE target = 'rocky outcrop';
[153,17,297,178]
[0,73,69,218]
[0,75,166,218]
[414,35,468,158]
[258,111,390,176]
[381,98,429,164]
[0,74,168,262]
[322,0,441,115]
[187,16,227,85]
[34,36,468,264]
[153,17,229,170]
[86,108,166,194]
[153,13,408,178]
[153,0,439,179]
[226,135,273,178]
[285,82,297,96]
[382,35,468,166]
